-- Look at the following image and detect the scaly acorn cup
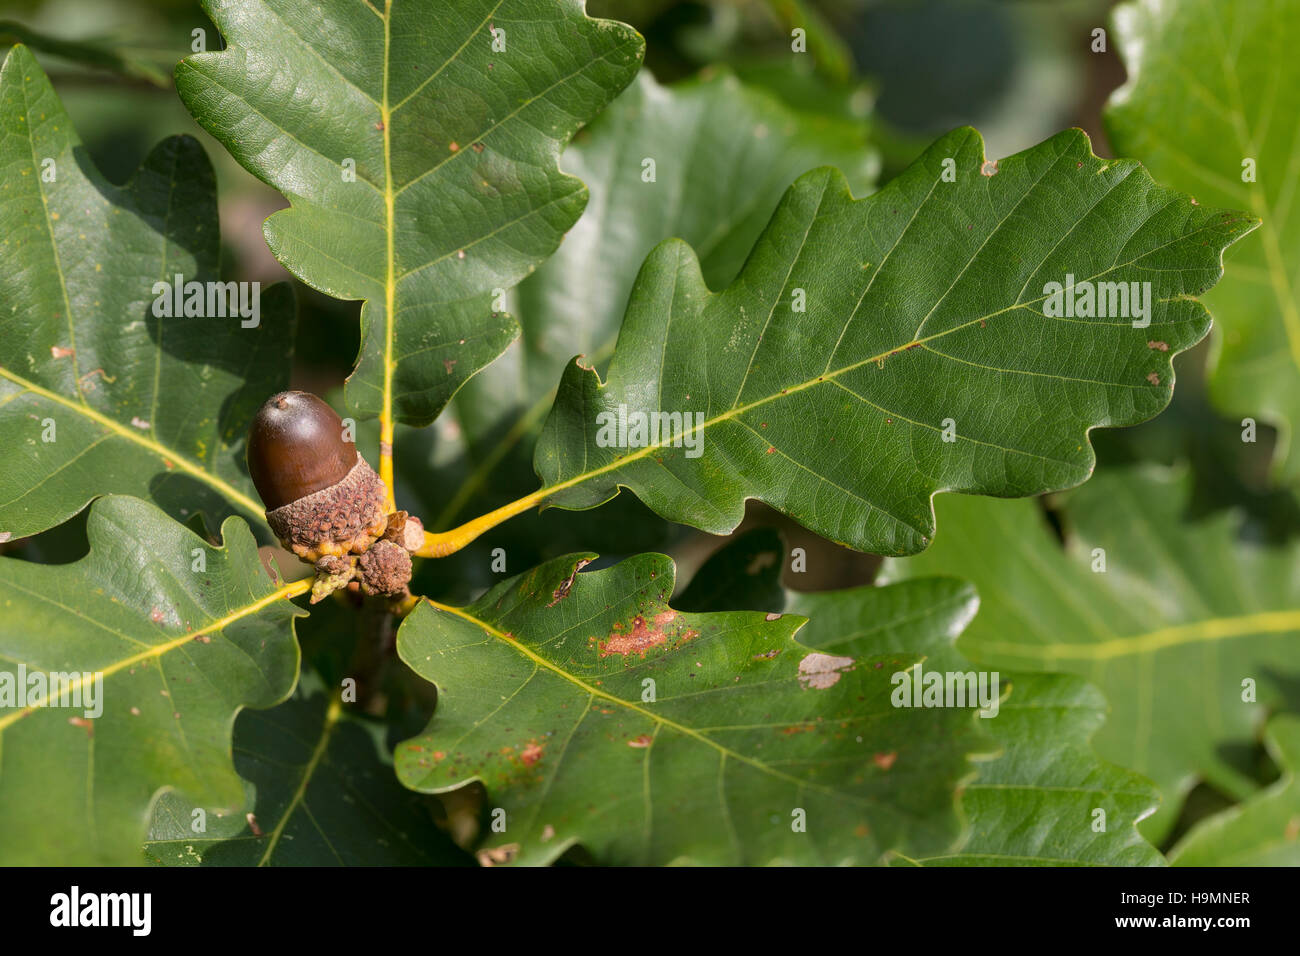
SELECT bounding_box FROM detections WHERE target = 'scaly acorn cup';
[246,391,389,562]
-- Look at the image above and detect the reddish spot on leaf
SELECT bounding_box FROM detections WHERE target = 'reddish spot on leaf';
[1147,340,1169,351]
[50,345,74,358]
[628,734,653,748]
[520,742,545,767]
[246,813,264,837]
[67,716,93,737]
[873,751,898,770]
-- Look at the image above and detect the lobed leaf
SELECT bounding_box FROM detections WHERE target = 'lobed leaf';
[394,550,988,865]
[0,496,305,865]
[144,673,472,866]
[690,528,1163,867]
[176,0,644,431]
[883,466,1300,842]
[1168,715,1300,866]
[0,45,293,541]
[532,126,1256,555]
[1107,0,1300,481]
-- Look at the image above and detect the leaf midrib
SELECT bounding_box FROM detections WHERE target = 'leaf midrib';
[972,608,1300,662]
[0,366,264,522]
[0,578,306,731]
[422,598,879,807]
[539,215,1239,503]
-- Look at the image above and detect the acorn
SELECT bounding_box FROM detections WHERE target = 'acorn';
[247,391,389,562]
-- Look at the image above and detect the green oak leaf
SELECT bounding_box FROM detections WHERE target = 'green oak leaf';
[176,0,643,430]
[0,44,293,541]
[882,466,1300,842]
[1107,0,1300,481]
[891,674,1164,867]
[687,528,1163,867]
[394,550,989,865]
[1169,715,1300,866]
[144,672,472,866]
[432,67,877,534]
[0,496,305,865]
[531,126,1257,556]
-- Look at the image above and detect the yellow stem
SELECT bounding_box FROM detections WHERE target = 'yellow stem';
[415,487,548,557]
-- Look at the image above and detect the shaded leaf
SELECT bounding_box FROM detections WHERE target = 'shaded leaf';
[0,496,305,865]
[0,45,292,540]
[0,20,170,87]
[1169,715,1300,866]
[883,466,1300,841]
[145,672,472,866]
[1107,0,1300,481]
[531,127,1255,555]
[395,551,987,865]
[176,0,643,432]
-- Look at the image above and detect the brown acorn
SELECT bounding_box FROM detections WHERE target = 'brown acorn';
[247,391,388,562]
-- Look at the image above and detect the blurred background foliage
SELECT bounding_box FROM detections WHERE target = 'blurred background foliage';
[5,0,1297,859]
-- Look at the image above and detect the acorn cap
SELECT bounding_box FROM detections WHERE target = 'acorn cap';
[247,391,358,510]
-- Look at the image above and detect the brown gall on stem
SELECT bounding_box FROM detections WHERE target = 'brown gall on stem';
[356,540,413,597]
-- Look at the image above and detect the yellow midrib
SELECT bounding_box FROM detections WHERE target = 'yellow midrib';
[258,693,342,865]
[973,608,1300,662]
[0,366,263,520]
[420,598,875,807]
[419,214,1253,558]
[0,578,309,732]
[378,0,397,510]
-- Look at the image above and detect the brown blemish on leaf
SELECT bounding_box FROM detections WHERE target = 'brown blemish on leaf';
[67,716,93,737]
[980,159,998,177]
[628,734,653,748]
[873,751,898,770]
[764,612,782,621]
[50,345,74,358]
[443,358,457,374]
[477,843,520,867]
[541,824,556,842]
[797,652,855,689]
[597,612,696,658]
[520,741,544,767]
[547,558,591,607]
[753,649,780,660]
[246,813,264,837]
[1146,372,1161,385]
[781,723,816,735]
[1147,340,1169,351]
[257,546,281,584]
